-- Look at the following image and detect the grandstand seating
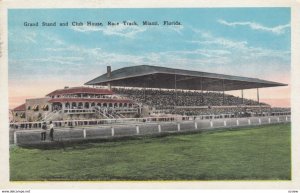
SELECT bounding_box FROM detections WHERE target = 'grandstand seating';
[113,88,267,107]
[112,88,276,116]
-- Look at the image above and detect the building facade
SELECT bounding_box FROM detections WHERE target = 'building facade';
[11,86,139,122]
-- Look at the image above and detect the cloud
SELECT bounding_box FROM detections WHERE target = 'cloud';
[189,30,290,62]
[11,56,84,66]
[9,30,37,44]
[218,19,290,35]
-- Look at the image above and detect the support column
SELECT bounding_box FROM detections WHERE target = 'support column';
[107,83,111,90]
[222,79,225,105]
[174,74,177,106]
[241,89,244,105]
[62,102,65,111]
[257,88,260,104]
[200,78,204,105]
[143,82,146,101]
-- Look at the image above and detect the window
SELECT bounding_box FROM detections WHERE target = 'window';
[42,104,49,111]
[33,105,39,111]
[20,112,25,118]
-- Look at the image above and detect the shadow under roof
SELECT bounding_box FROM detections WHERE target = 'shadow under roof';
[85,65,287,91]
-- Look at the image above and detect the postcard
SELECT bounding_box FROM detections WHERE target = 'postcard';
[0,0,299,190]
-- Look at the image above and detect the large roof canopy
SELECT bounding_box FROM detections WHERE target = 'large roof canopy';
[85,65,287,91]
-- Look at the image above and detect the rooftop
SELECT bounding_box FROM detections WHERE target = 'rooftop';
[13,103,26,111]
[46,87,114,97]
[85,65,287,91]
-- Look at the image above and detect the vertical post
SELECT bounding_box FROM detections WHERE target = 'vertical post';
[236,119,239,126]
[83,128,86,139]
[14,131,17,145]
[224,120,227,127]
[257,88,260,104]
[286,116,288,122]
[136,125,140,134]
[210,120,213,128]
[111,127,115,136]
[241,89,244,105]
[177,123,180,131]
[222,79,225,105]
[143,82,146,101]
[259,118,261,125]
[248,118,251,125]
[174,74,177,106]
[277,117,280,122]
[107,66,112,90]
[158,124,161,133]
[194,122,198,129]
[201,78,204,105]
[268,117,271,124]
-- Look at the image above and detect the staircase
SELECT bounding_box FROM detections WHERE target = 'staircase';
[42,110,62,121]
[93,107,112,119]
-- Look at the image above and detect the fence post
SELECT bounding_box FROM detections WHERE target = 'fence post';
[177,123,180,131]
[14,131,17,145]
[248,119,251,125]
[224,120,227,127]
[83,128,86,139]
[236,119,239,126]
[268,117,271,124]
[259,118,261,125]
[136,125,140,134]
[158,124,161,133]
[286,116,288,122]
[210,120,213,128]
[111,127,115,136]
[277,117,280,123]
[194,122,198,129]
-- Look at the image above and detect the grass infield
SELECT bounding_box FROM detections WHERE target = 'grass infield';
[10,123,291,181]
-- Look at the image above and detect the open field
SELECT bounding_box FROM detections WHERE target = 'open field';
[10,123,291,181]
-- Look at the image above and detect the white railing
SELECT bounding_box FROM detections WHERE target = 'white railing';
[9,112,291,130]
[11,115,291,145]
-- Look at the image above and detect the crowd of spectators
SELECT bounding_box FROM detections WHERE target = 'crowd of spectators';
[164,107,272,116]
[113,88,267,107]
[113,88,290,116]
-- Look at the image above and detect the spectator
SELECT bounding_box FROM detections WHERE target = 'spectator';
[41,122,47,141]
[49,121,54,141]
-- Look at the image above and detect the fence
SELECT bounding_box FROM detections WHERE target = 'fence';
[9,111,291,130]
[10,115,291,145]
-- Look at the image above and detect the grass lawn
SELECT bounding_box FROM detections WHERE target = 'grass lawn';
[10,123,291,181]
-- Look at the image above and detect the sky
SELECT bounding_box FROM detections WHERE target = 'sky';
[8,8,291,108]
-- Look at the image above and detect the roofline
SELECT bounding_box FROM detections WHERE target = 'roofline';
[85,65,287,87]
